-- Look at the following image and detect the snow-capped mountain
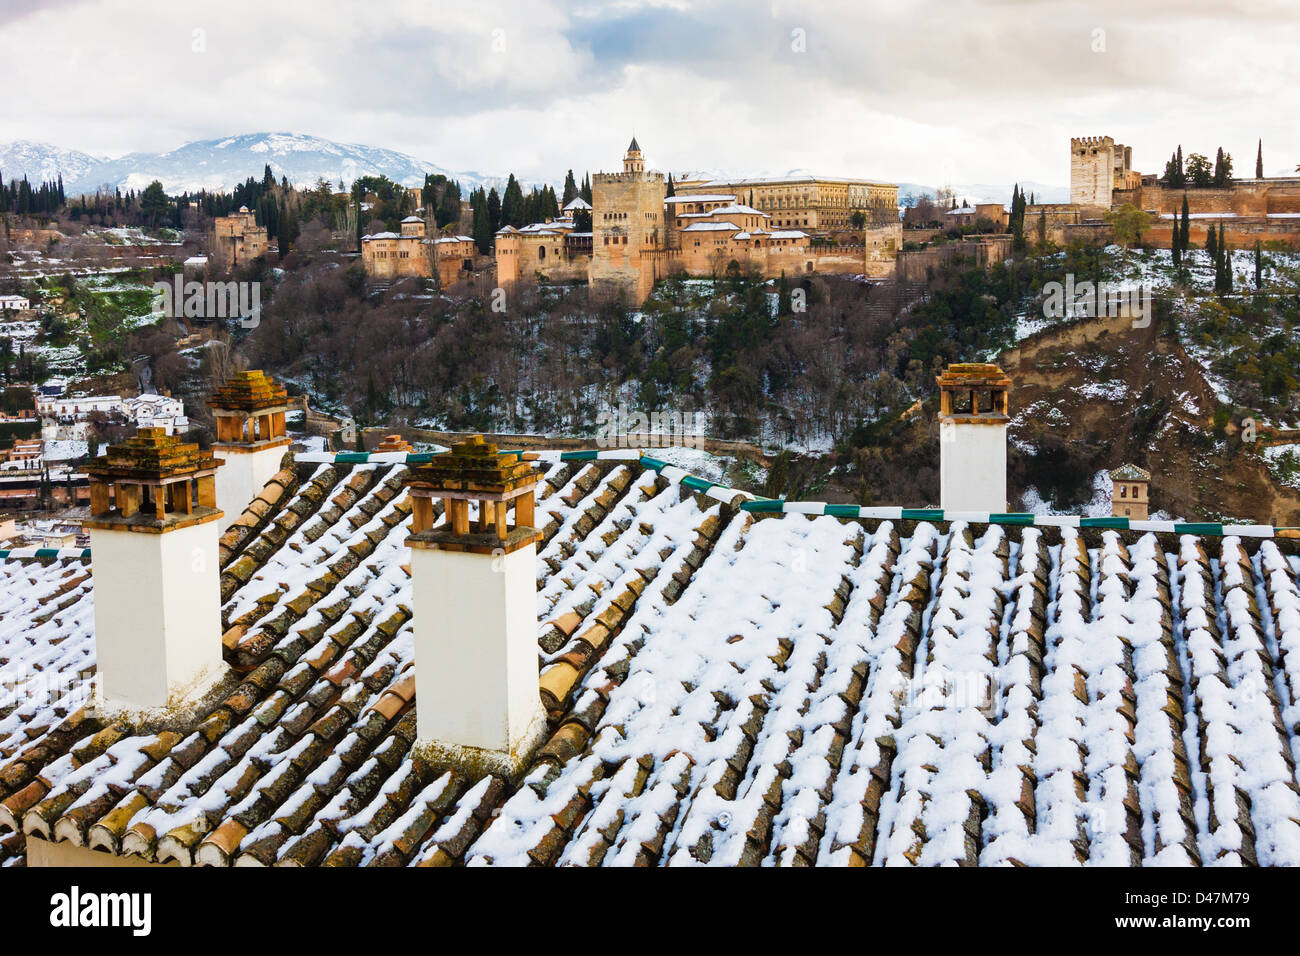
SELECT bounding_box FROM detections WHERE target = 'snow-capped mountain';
[898,181,1069,207]
[0,141,105,186]
[0,133,504,195]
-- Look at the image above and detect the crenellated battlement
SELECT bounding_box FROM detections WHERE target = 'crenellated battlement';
[593,171,665,184]
[1071,135,1115,150]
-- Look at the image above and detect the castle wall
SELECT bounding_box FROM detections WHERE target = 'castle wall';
[361,235,429,280]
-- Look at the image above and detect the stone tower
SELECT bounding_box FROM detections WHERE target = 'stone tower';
[1110,463,1151,520]
[403,435,547,777]
[1070,135,1133,208]
[936,363,1011,513]
[85,429,225,712]
[590,136,665,303]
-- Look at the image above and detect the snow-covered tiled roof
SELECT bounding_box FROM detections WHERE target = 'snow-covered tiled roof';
[946,206,978,216]
[708,203,765,217]
[401,216,424,223]
[562,197,592,211]
[363,232,402,241]
[2,451,1300,868]
[664,194,737,204]
[681,221,744,233]
[768,230,809,239]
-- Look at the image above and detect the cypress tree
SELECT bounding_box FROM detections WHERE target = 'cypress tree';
[501,174,525,227]
[1255,239,1263,288]
[487,187,501,233]
[1221,224,1232,293]
[1256,139,1264,179]
[666,173,675,198]
[1179,194,1191,253]
[562,170,578,206]
[1205,219,1216,260]
[472,197,491,254]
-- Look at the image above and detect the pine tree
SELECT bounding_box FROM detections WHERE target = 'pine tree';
[1257,139,1264,179]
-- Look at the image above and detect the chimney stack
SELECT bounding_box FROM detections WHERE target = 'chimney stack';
[936,363,1011,513]
[85,428,225,713]
[207,370,292,531]
[403,436,546,777]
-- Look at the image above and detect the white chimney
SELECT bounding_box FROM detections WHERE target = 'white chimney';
[208,370,292,532]
[85,428,225,713]
[404,436,546,777]
[937,363,1011,513]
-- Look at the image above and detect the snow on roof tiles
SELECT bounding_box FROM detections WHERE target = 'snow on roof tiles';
[664,194,737,204]
[681,221,744,233]
[2,455,1300,867]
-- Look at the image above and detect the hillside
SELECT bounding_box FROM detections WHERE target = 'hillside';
[1001,310,1300,524]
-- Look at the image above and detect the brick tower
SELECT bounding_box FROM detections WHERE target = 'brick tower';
[590,136,665,303]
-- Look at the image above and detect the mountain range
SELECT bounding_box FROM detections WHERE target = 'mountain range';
[0,133,504,196]
[0,133,1067,208]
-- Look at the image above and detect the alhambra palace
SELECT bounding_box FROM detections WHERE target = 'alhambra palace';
[208,134,1300,302]
[354,138,903,302]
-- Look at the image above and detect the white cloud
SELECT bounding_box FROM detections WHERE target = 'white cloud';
[1,0,1296,187]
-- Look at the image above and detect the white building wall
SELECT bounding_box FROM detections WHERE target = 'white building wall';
[89,520,223,711]
[214,444,285,531]
[410,543,545,756]
[940,424,1007,513]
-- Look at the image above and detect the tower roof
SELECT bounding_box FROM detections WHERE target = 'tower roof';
[1110,463,1151,482]
[627,136,641,153]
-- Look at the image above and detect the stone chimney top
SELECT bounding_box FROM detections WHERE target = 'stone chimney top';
[936,363,1011,420]
[208,370,291,448]
[207,370,289,413]
[404,435,541,553]
[85,428,221,529]
[375,434,414,454]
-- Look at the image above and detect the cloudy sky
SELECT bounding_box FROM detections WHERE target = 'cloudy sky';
[3,0,1298,188]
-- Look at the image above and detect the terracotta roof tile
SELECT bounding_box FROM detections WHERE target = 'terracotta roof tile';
[4,454,1300,866]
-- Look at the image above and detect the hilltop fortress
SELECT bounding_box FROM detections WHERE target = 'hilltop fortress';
[496,139,901,303]
[1029,134,1300,248]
